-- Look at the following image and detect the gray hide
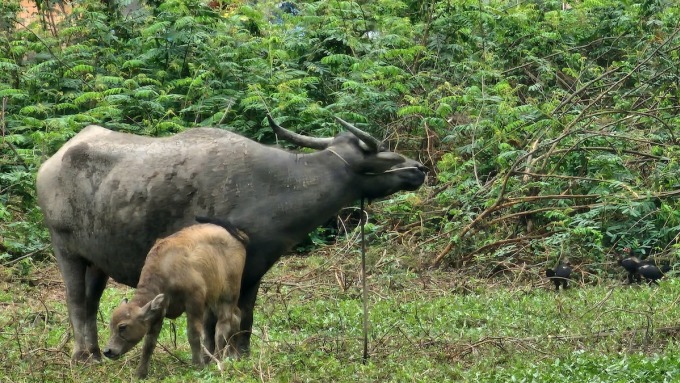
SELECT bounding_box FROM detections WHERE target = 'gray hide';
[36,116,427,361]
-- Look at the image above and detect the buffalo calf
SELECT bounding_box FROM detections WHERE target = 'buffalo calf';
[103,222,246,378]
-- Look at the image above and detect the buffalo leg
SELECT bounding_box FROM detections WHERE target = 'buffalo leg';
[84,265,108,357]
[54,250,101,362]
[234,279,261,356]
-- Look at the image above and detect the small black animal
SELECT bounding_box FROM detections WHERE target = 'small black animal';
[637,262,671,285]
[618,247,641,284]
[545,260,572,291]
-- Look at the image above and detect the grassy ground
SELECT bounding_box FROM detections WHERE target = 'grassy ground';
[2,246,680,382]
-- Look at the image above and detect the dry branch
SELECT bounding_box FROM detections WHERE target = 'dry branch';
[485,204,594,227]
[513,171,614,184]
[505,193,600,202]
[461,232,552,262]
[432,192,598,266]
[549,146,669,161]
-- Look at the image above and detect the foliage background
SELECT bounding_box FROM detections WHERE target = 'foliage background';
[2,0,680,271]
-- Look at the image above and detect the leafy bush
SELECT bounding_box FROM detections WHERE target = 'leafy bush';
[1,0,680,271]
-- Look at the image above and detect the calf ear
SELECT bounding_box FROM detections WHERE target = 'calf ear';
[150,294,166,310]
[141,294,166,321]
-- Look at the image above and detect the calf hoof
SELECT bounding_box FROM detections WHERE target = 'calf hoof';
[226,346,241,359]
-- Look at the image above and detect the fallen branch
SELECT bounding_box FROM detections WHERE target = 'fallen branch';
[2,245,51,266]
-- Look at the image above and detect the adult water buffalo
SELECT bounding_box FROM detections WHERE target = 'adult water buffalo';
[36,115,427,362]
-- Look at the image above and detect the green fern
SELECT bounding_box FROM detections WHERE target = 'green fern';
[73,92,102,105]
[0,88,27,100]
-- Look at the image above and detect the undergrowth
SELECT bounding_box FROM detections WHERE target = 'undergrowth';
[2,247,680,382]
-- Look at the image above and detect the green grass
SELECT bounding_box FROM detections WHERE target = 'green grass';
[2,252,680,382]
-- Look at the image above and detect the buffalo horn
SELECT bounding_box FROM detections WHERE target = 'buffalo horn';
[334,116,382,151]
[267,114,332,150]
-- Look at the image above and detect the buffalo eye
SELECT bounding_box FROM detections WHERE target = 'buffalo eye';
[118,324,127,332]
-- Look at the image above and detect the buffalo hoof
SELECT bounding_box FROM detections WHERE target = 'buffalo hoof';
[72,349,102,363]
[136,365,150,380]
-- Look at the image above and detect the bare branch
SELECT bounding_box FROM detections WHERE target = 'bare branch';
[462,232,553,261]
[548,146,669,161]
[486,204,595,227]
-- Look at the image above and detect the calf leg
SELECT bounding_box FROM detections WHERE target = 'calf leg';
[186,305,207,366]
[202,311,218,363]
[136,319,163,379]
[228,306,241,358]
[213,306,232,360]
[234,280,260,356]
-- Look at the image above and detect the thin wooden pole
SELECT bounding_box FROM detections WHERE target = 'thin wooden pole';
[361,197,369,364]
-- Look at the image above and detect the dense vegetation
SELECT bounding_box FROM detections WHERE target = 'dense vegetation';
[2,0,680,381]
[2,0,680,272]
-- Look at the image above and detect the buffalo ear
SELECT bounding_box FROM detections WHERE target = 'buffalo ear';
[359,152,405,173]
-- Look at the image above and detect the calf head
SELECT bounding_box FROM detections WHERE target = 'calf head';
[103,294,167,359]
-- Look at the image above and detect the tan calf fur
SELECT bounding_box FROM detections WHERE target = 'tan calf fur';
[103,223,246,378]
